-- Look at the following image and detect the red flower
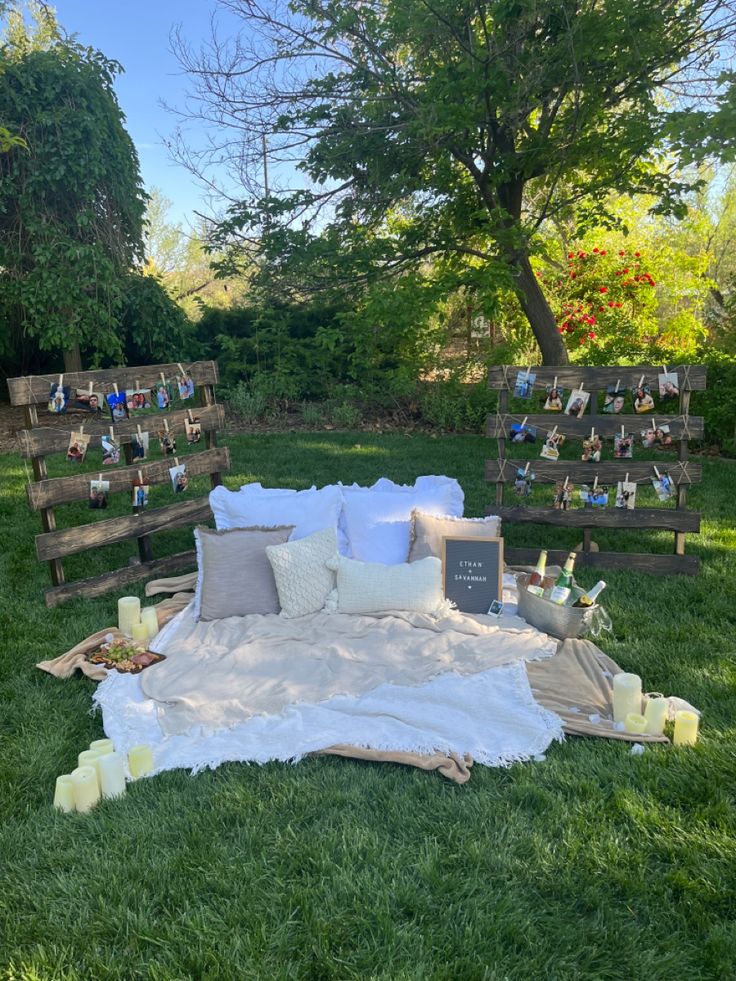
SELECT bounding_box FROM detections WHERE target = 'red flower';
[615,302,623,308]
[608,301,615,307]
[570,272,576,278]
[622,268,629,274]
[619,250,626,256]
[600,250,607,255]
[598,306,605,311]
[568,251,574,258]
[593,247,599,253]
[635,251,641,257]
[579,337,586,344]
[615,270,622,276]
[599,286,608,293]
[588,331,596,339]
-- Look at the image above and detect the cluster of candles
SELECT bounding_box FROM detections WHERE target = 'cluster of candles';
[118,595,159,642]
[53,739,156,813]
[612,672,700,744]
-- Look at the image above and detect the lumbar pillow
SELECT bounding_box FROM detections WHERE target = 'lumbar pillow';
[193,524,293,621]
[209,484,343,541]
[327,554,447,616]
[408,511,502,562]
[340,476,464,565]
[266,527,338,618]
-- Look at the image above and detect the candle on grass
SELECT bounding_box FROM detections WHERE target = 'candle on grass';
[118,596,141,637]
[71,765,100,813]
[128,744,154,779]
[53,774,75,813]
[98,752,126,799]
[624,712,647,735]
[140,607,159,642]
[673,710,699,746]
[77,749,102,785]
[89,738,114,757]
[131,621,149,643]
[644,697,669,736]
[612,673,642,723]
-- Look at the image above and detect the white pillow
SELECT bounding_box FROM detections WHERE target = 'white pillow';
[327,555,447,617]
[209,484,343,541]
[341,477,464,564]
[266,527,338,618]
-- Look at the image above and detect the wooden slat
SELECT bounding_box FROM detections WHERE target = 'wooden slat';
[44,550,197,608]
[487,365,707,391]
[8,361,219,406]
[505,547,699,576]
[37,496,212,561]
[27,447,230,510]
[489,505,700,532]
[485,458,702,485]
[486,412,703,440]
[18,404,225,458]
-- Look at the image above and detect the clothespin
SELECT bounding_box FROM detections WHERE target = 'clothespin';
[550,425,558,439]
[520,416,528,429]
[563,475,569,489]
[662,365,667,375]
[593,474,599,491]
[653,465,662,480]
[163,418,170,433]
[113,383,119,396]
[58,374,63,388]
[109,426,114,440]
[638,374,645,389]
[187,409,194,423]
[625,472,630,484]
[98,473,102,483]
[615,378,621,393]
[79,423,84,434]
[652,418,657,431]
[160,372,166,386]
[174,456,179,468]
[136,424,143,438]
[135,379,140,392]
[590,426,595,440]
[137,469,144,484]
[177,362,185,376]
[523,462,530,475]
[621,425,625,439]
[88,381,94,395]
[553,375,558,389]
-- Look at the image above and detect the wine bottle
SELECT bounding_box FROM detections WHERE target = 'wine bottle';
[527,549,548,596]
[572,580,606,608]
[549,552,576,605]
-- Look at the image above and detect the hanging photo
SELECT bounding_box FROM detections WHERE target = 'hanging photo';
[73,388,104,415]
[615,480,637,510]
[614,432,634,459]
[158,428,177,456]
[169,462,189,494]
[581,483,608,508]
[154,380,173,410]
[540,430,564,461]
[513,467,535,497]
[513,369,536,400]
[633,384,655,413]
[658,371,680,400]
[185,417,202,444]
[581,433,602,462]
[106,391,128,422]
[510,422,537,444]
[132,480,150,511]
[89,479,110,510]
[126,388,153,414]
[48,383,70,415]
[177,372,196,401]
[564,388,590,418]
[101,433,120,466]
[652,473,675,502]
[543,385,564,411]
[132,431,150,460]
[653,424,673,447]
[603,385,626,414]
[553,480,573,510]
[66,431,91,464]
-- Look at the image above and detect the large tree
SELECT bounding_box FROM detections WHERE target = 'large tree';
[175,0,736,364]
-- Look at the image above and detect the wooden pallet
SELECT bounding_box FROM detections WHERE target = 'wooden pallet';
[486,365,706,575]
[9,361,229,606]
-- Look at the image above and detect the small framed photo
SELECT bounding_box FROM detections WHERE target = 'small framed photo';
[488,599,504,617]
[513,369,536,399]
[66,431,91,464]
[614,432,633,459]
[89,479,110,510]
[633,385,655,414]
[132,431,150,460]
[603,386,626,414]
[132,480,150,511]
[73,388,104,414]
[126,388,153,414]
[652,473,674,502]
[158,429,177,456]
[185,417,202,444]
[658,371,680,400]
[510,422,537,444]
[615,480,637,510]
[106,391,128,422]
[48,383,70,415]
[564,388,590,417]
[169,462,189,494]
[101,433,120,466]
[177,373,196,400]
[543,385,564,411]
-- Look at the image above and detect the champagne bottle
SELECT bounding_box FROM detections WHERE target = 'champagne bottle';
[549,552,576,605]
[572,580,606,608]
[527,549,548,596]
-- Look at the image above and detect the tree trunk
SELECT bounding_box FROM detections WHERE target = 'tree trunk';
[64,343,82,374]
[514,253,569,365]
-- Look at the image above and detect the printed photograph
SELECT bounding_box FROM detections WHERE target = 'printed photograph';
[177,373,196,400]
[614,432,634,459]
[633,385,655,413]
[540,430,565,461]
[66,431,91,464]
[73,389,104,414]
[513,370,536,400]
[652,473,675,502]
[510,422,537,444]
[155,381,172,410]
[89,479,110,510]
[553,481,573,510]
[564,388,590,418]
[658,371,680,400]
[185,417,202,444]
[580,484,609,508]
[101,434,120,466]
[581,433,602,462]
[543,385,564,411]
[603,386,626,414]
[513,467,535,497]
[106,391,128,422]
[126,388,153,413]
[169,462,189,494]
[48,383,70,414]
[132,481,150,510]
[159,429,177,455]
[653,424,673,447]
[132,431,150,460]
[615,480,637,510]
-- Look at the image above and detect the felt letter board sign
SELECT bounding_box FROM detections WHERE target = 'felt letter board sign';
[442,537,504,614]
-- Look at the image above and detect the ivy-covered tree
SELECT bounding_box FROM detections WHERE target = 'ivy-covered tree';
[175,0,736,364]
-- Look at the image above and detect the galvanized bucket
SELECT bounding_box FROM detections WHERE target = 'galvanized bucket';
[516,574,597,640]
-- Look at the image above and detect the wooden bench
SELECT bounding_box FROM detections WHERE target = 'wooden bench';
[486,365,706,575]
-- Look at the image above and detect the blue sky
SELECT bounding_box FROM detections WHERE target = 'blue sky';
[54,0,236,228]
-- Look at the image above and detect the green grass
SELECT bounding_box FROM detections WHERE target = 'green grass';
[1,431,735,980]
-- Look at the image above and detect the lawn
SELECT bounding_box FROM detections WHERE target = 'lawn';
[1,430,735,980]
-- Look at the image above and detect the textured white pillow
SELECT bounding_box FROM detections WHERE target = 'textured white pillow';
[210,484,343,541]
[327,554,447,616]
[265,527,338,618]
[341,477,464,564]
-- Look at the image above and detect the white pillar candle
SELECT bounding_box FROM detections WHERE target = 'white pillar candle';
[140,607,159,642]
[624,712,647,735]
[77,750,102,789]
[71,765,100,813]
[131,621,148,643]
[644,697,669,736]
[53,774,76,813]
[90,738,114,756]
[612,673,642,723]
[673,710,699,746]
[118,596,141,636]
[98,752,127,799]
[128,744,154,779]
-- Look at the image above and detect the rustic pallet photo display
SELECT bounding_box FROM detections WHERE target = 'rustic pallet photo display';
[485,365,707,575]
[8,361,230,607]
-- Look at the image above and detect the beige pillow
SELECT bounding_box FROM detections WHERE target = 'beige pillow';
[266,527,338,618]
[194,524,294,621]
[408,511,502,562]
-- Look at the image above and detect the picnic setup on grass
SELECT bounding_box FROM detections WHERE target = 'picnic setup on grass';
[9,361,705,811]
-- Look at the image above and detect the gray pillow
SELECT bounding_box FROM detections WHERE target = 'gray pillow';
[194,524,294,620]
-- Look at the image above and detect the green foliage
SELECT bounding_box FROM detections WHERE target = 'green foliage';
[691,351,736,454]
[119,272,193,367]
